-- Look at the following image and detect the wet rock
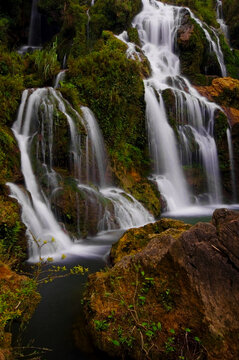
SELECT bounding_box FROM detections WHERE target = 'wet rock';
[110,218,191,264]
[83,209,239,359]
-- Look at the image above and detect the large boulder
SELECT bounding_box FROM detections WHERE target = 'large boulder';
[83,209,239,359]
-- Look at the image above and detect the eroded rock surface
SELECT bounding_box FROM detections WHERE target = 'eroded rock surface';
[83,209,239,359]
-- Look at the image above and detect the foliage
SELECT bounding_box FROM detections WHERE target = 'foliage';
[85,262,206,359]
[222,0,239,49]
[177,17,222,81]
[89,0,142,38]
[162,0,218,27]
[0,278,38,335]
[67,31,147,169]
[26,40,61,84]
[220,35,239,78]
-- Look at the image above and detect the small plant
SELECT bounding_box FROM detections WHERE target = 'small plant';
[94,319,109,331]
[165,329,176,353]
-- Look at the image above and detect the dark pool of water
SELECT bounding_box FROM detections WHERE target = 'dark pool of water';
[15,208,239,359]
[15,231,124,360]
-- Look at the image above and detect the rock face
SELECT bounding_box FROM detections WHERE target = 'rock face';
[83,209,239,359]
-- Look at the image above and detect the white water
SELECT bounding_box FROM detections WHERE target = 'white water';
[7,89,72,260]
[186,8,227,77]
[7,87,153,260]
[54,70,66,89]
[130,0,226,212]
[100,188,153,229]
[18,0,42,53]
[216,0,229,41]
[81,106,108,187]
[116,31,142,60]
[28,0,41,46]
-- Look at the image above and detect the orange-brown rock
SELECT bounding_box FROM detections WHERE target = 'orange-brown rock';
[83,209,239,360]
[195,77,239,126]
[224,107,239,126]
[196,77,239,98]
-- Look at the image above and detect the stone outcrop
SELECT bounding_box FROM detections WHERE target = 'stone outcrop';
[195,77,239,126]
[83,209,239,359]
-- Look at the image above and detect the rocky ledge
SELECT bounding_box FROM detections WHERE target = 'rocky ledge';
[82,209,239,359]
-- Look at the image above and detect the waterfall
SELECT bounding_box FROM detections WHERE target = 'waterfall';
[226,128,237,202]
[54,70,66,89]
[80,106,108,187]
[7,89,72,260]
[28,0,42,47]
[7,87,153,260]
[216,0,230,41]
[186,8,227,77]
[130,0,224,212]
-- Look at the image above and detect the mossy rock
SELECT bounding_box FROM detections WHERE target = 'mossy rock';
[223,0,239,50]
[110,218,191,264]
[68,31,149,178]
[83,210,239,359]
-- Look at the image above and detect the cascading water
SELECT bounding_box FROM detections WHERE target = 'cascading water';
[18,0,42,53]
[80,107,108,188]
[7,86,153,260]
[7,89,72,260]
[54,70,66,89]
[28,0,41,47]
[130,0,228,213]
[186,8,227,77]
[216,0,229,41]
[78,106,154,228]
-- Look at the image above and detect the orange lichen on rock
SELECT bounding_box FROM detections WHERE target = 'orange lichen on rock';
[196,77,239,99]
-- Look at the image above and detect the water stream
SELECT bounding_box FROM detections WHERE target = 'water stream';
[127,0,237,215]
[7,87,153,261]
[216,0,230,41]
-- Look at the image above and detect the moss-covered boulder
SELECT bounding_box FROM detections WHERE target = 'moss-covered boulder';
[176,10,221,82]
[83,209,239,359]
[110,218,191,264]
[195,77,239,110]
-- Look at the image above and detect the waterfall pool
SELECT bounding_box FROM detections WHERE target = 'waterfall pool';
[17,230,124,360]
[15,205,239,358]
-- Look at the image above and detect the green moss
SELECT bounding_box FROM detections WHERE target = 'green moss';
[214,111,230,172]
[127,27,140,46]
[222,0,239,49]
[68,31,147,169]
[89,0,142,38]
[110,218,191,264]
[220,35,239,79]
[162,0,218,27]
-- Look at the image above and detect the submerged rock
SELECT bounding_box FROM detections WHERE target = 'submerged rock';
[83,209,239,359]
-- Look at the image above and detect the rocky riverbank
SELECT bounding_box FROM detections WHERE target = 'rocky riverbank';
[82,209,239,359]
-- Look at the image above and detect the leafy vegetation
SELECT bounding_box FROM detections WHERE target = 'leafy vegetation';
[67,31,147,169]
[84,261,207,359]
[162,0,218,27]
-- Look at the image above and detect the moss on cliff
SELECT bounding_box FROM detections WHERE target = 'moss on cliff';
[222,0,239,50]
[67,31,147,172]
[162,0,218,27]
[110,218,191,264]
